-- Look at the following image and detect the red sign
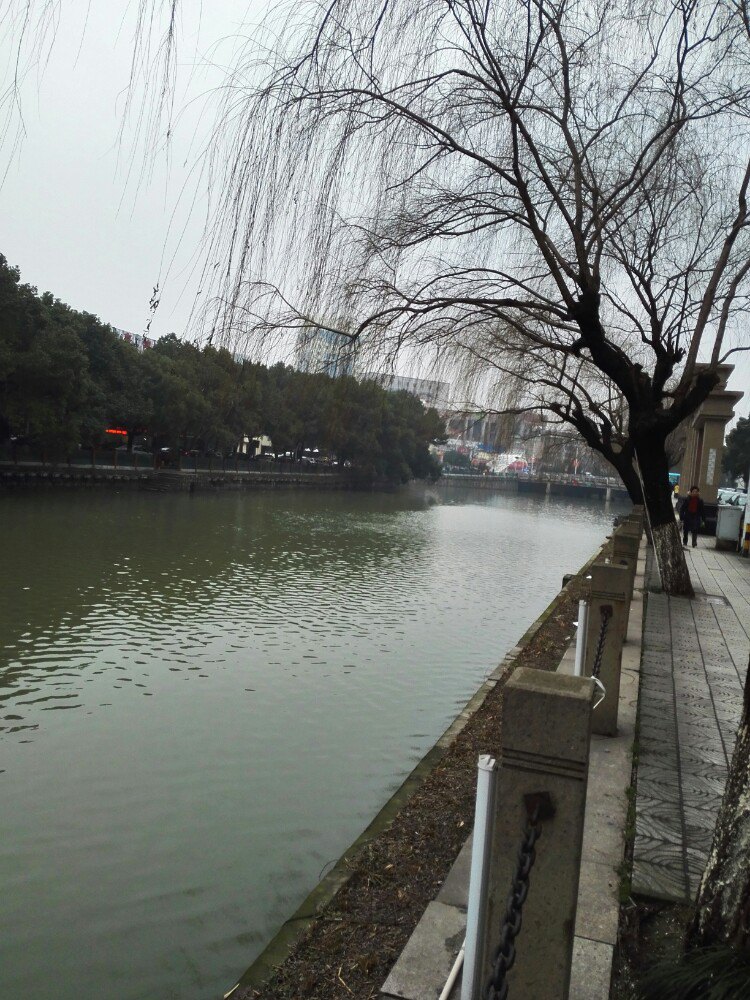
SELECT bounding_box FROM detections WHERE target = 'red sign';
[106,428,128,436]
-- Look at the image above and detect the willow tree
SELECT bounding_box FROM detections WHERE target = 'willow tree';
[187,0,750,596]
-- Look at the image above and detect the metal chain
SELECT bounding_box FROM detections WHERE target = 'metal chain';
[484,804,542,1000]
[591,604,613,681]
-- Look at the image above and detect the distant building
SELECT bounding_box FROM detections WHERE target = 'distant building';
[443,410,545,451]
[438,410,551,472]
[296,326,356,377]
[113,327,154,352]
[360,372,450,409]
[445,410,494,447]
[238,434,273,457]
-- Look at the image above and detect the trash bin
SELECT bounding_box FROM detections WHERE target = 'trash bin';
[716,504,744,551]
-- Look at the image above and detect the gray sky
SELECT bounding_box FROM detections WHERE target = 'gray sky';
[1,0,748,421]
[1,1,263,338]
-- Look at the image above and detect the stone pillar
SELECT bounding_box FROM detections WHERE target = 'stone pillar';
[629,504,645,528]
[676,365,744,505]
[615,521,641,557]
[484,668,595,1000]
[680,422,700,493]
[584,562,629,737]
[612,522,641,627]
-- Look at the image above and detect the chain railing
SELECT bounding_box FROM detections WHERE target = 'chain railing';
[589,603,612,709]
[591,604,612,680]
[484,793,554,1000]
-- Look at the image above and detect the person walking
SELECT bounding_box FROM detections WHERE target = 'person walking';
[679,485,705,548]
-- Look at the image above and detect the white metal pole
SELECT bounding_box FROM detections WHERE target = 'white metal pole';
[573,600,589,677]
[439,942,465,1000]
[461,755,498,1000]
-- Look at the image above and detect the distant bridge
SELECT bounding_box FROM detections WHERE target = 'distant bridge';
[437,472,631,502]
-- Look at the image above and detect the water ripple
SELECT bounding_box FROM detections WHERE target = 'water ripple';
[0,488,627,1000]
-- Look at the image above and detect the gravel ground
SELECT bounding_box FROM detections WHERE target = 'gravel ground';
[611,902,693,1000]
[234,573,592,1000]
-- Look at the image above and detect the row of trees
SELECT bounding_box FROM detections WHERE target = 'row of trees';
[0,255,444,482]
[724,418,750,485]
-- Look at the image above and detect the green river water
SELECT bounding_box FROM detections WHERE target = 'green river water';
[0,486,627,999]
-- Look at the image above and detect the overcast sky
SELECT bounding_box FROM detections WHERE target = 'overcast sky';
[1,0,747,420]
[1,1,266,337]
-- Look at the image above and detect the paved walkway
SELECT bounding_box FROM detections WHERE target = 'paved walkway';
[632,541,750,902]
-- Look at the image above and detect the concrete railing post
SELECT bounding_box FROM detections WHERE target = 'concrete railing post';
[584,562,629,736]
[612,522,641,636]
[483,669,595,1000]
[613,519,641,552]
[629,503,645,524]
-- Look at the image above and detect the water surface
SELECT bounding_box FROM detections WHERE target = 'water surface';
[0,487,627,999]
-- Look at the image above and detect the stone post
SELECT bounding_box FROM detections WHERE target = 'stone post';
[612,523,641,637]
[584,562,629,736]
[483,668,594,1000]
[676,364,744,507]
[613,522,640,566]
[628,505,645,530]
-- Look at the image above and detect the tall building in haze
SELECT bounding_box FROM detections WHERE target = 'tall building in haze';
[295,326,356,377]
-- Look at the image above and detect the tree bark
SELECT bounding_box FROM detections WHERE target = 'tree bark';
[613,454,644,506]
[635,435,694,597]
[687,656,750,950]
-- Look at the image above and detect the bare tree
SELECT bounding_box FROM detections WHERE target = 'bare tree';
[181,0,750,596]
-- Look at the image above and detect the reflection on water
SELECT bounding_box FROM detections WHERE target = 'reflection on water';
[0,488,627,999]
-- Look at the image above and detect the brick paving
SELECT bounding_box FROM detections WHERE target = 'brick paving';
[632,539,750,902]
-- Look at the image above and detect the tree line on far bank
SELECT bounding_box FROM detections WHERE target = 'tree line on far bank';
[0,255,444,482]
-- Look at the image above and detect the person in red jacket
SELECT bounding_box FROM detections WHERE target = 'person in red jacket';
[679,485,705,547]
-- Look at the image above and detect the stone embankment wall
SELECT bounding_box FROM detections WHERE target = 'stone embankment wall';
[0,465,353,491]
[435,474,519,491]
[434,473,630,501]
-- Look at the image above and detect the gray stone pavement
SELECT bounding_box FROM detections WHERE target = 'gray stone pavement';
[632,540,750,903]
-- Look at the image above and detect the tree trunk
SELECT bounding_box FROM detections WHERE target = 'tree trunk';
[687,656,750,949]
[613,454,644,506]
[635,436,693,597]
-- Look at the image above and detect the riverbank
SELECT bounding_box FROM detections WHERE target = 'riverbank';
[228,538,611,1000]
[0,462,633,502]
[436,472,631,503]
[0,463,354,491]
[371,531,750,1000]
